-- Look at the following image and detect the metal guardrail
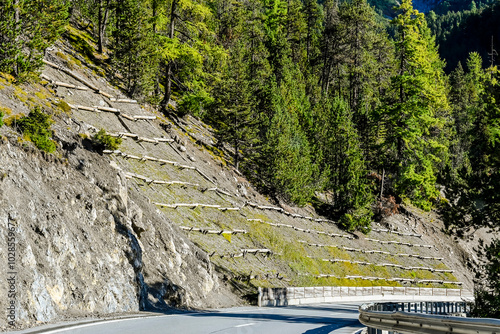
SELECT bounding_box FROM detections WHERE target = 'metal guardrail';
[359,301,500,334]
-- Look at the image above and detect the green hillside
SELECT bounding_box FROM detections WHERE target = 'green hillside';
[1,0,500,322]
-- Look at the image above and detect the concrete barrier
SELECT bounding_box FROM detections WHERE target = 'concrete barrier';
[258,286,473,307]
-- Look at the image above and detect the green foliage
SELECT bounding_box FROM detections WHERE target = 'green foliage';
[429,1,500,72]
[157,0,227,112]
[62,0,498,233]
[210,40,259,170]
[471,239,500,317]
[112,0,159,98]
[381,0,449,210]
[443,60,500,231]
[0,0,69,81]
[262,67,318,205]
[315,96,374,230]
[339,212,372,233]
[92,129,122,151]
[0,111,3,128]
[16,107,56,153]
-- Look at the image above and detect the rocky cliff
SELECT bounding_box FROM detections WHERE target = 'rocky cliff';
[0,54,238,330]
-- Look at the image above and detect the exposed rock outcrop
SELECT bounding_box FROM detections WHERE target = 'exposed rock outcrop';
[0,124,237,330]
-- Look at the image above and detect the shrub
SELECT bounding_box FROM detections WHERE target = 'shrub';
[16,107,56,152]
[339,207,373,234]
[92,129,122,151]
[0,111,3,128]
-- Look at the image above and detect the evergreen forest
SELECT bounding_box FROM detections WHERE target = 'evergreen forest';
[1,0,500,316]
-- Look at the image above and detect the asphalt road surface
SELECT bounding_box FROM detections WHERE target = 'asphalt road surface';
[12,303,364,334]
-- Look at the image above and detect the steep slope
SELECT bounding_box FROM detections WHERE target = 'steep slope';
[0,33,480,331]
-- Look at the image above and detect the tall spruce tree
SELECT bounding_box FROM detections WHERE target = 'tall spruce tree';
[315,96,374,231]
[383,0,450,210]
[262,62,318,205]
[0,0,68,80]
[0,0,22,74]
[113,0,159,98]
[338,0,393,160]
[211,41,258,170]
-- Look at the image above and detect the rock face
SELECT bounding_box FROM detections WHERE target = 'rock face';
[0,130,236,330]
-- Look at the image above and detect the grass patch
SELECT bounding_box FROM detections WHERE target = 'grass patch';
[0,72,15,84]
[35,91,48,100]
[222,233,232,243]
[13,86,28,103]
[4,114,25,127]
[64,25,96,64]
[55,100,72,114]
[0,106,12,116]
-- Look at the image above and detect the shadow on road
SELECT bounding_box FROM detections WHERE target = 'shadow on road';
[185,309,360,326]
[286,304,361,314]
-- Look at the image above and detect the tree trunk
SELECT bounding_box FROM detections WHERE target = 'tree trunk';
[234,111,239,170]
[380,168,385,199]
[161,0,177,112]
[14,0,20,76]
[97,0,110,54]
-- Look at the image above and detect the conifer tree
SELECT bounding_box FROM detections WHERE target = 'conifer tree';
[315,96,374,231]
[0,0,68,80]
[262,63,318,205]
[338,0,393,160]
[319,0,342,95]
[0,0,22,74]
[262,0,289,83]
[211,41,258,170]
[113,0,159,98]
[383,0,450,210]
[157,0,226,115]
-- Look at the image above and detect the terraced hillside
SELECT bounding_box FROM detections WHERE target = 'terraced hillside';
[42,39,470,288]
[0,34,479,329]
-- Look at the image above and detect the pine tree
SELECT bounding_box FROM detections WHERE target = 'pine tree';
[0,0,22,74]
[262,63,318,205]
[447,53,484,177]
[284,0,306,66]
[338,0,394,161]
[318,0,344,96]
[211,41,258,170]
[0,0,68,80]
[383,0,450,210]
[112,0,158,98]
[157,0,227,116]
[315,96,374,231]
[262,0,289,84]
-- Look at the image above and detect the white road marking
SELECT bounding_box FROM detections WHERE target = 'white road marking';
[234,323,255,328]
